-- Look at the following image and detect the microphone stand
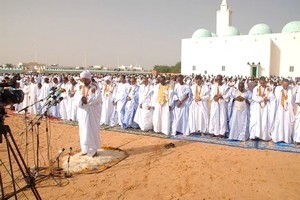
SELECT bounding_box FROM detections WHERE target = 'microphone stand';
[34,105,62,187]
[53,149,64,171]
[65,148,72,178]
[30,115,44,177]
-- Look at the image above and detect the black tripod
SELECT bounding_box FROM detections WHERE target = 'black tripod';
[0,119,41,199]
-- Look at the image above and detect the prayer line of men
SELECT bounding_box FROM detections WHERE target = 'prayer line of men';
[3,73,300,144]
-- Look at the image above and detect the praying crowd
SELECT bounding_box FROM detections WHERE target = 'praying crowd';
[2,72,300,144]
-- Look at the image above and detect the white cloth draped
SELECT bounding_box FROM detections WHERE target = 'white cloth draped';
[152,84,173,136]
[249,85,275,141]
[133,84,153,131]
[189,84,210,134]
[101,83,115,125]
[228,89,252,141]
[171,83,191,136]
[271,86,295,143]
[208,83,230,136]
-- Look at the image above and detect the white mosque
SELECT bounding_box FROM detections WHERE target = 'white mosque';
[181,0,300,78]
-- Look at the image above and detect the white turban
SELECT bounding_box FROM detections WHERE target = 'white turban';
[104,76,112,81]
[80,70,92,80]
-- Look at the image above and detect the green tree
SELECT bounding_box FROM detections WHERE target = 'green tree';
[5,63,14,68]
[153,65,170,73]
[170,62,181,73]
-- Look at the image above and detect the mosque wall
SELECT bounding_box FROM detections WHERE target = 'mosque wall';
[269,33,300,78]
[181,35,272,77]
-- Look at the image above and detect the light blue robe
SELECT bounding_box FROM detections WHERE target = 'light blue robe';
[121,85,139,129]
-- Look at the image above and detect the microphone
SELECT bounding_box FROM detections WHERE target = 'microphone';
[68,147,72,163]
[53,97,64,106]
[68,147,72,155]
[54,148,65,161]
[46,87,56,100]
[58,148,65,154]
[45,95,57,107]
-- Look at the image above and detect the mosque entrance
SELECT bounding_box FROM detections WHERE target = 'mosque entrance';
[251,66,258,78]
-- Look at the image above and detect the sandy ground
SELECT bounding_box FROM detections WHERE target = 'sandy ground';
[1,112,300,200]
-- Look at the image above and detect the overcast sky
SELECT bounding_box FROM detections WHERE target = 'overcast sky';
[1,0,299,69]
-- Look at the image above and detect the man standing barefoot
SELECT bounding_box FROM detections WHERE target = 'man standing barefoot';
[76,70,102,157]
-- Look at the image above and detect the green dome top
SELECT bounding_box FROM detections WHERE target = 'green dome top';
[282,21,300,33]
[192,29,212,38]
[224,26,240,36]
[249,23,272,35]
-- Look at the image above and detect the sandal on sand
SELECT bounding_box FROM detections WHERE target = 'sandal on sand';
[164,143,175,149]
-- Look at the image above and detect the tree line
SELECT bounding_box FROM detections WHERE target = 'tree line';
[152,62,181,74]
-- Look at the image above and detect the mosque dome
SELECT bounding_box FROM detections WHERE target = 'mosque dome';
[224,26,240,36]
[282,21,300,33]
[249,23,272,35]
[192,29,212,38]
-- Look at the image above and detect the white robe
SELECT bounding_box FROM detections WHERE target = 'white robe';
[294,87,300,143]
[38,83,51,115]
[28,82,38,114]
[75,82,102,155]
[208,83,230,136]
[67,83,78,121]
[111,82,129,126]
[171,83,191,136]
[59,82,70,120]
[152,84,173,136]
[20,84,30,112]
[100,83,115,125]
[249,85,275,141]
[228,89,252,141]
[271,86,295,143]
[189,84,210,134]
[134,84,154,131]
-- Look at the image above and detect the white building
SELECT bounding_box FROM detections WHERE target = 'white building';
[181,0,300,78]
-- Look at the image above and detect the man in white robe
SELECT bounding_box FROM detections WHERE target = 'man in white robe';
[50,77,61,118]
[19,78,30,113]
[171,75,191,136]
[38,77,52,115]
[134,76,154,131]
[67,77,78,121]
[152,76,173,136]
[100,76,115,125]
[249,76,275,141]
[75,70,102,157]
[59,77,69,120]
[28,77,38,115]
[36,83,43,115]
[271,79,295,143]
[189,75,210,135]
[228,82,252,141]
[209,75,231,137]
[110,75,129,126]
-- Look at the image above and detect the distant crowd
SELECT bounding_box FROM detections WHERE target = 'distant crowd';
[1,72,300,144]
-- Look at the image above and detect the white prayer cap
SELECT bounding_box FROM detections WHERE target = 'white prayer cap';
[80,70,92,80]
[104,76,112,81]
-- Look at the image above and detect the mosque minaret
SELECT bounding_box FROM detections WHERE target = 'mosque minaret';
[216,0,232,36]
